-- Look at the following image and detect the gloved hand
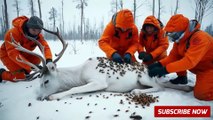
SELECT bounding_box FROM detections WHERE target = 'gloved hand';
[46,59,56,71]
[170,76,188,84]
[143,53,153,62]
[138,52,153,62]
[112,52,123,63]
[147,62,162,70]
[138,52,146,60]
[148,66,168,77]
[123,53,132,64]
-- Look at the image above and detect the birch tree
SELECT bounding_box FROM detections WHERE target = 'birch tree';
[29,0,36,16]
[37,0,42,18]
[75,0,88,43]
[194,0,213,25]
[13,0,21,17]
[3,0,9,32]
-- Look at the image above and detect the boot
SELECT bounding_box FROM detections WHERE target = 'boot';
[170,76,188,84]
[0,68,6,82]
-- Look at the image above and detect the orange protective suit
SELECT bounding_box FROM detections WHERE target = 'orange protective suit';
[138,16,169,65]
[160,14,213,101]
[0,16,52,81]
[98,9,138,62]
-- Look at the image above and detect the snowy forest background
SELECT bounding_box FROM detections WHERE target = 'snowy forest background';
[0,0,213,42]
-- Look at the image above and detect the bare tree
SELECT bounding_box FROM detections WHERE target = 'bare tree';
[119,0,123,10]
[152,0,155,16]
[157,0,165,20]
[61,0,65,34]
[158,0,161,19]
[133,0,136,22]
[174,0,179,15]
[29,0,35,16]
[110,0,118,13]
[75,0,88,43]
[13,0,21,17]
[194,0,213,25]
[37,0,42,18]
[3,0,9,32]
[0,17,4,39]
[49,7,57,40]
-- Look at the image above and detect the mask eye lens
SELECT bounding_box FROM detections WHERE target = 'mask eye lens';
[166,31,184,42]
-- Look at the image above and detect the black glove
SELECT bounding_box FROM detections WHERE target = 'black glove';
[148,66,168,77]
[46,59,53,64]
[0,68,6,83]
[138,52,153,62]
[143,53,153,62]
[123,53,132,64]
[138,52,146,60]
[148,62,162,70]
[170,76,188,84]
[112,52,123,64]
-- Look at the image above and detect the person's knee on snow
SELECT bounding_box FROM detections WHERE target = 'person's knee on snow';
[194,88,213,101]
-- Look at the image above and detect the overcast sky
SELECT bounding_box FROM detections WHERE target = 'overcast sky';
[0,0,213,30]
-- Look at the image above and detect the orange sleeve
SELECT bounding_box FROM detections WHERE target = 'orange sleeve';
[166,33,210,73]
[98,23,117,58]
[125,26,139,56]
[160,43,180,66]
[138,32,145,53]
[4,29,31,71]
[150,30,169,59]
[38,34,52,60]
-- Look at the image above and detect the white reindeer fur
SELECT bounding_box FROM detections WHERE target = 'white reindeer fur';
[38,57,192,100]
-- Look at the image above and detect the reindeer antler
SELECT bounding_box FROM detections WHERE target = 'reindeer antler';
[41,27,68,63]
[9,33,46,81]
[8,26,68,81]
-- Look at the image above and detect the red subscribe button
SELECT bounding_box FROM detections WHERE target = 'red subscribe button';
[154,106,211,117]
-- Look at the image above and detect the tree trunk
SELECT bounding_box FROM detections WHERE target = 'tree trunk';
[152,0,155,16]
[38,0,42,19]
[3,0,9,32]
[133,0,136,22]
[174,0,179,15]
[29,0,35,16]
[80,0,84,43]
[14,0,20,17]
[61,0,64,34]
[158,0,160,20]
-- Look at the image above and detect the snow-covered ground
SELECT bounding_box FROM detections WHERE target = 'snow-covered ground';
[0,40,212,120]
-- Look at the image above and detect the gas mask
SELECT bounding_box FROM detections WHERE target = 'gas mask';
[166,31,184,43]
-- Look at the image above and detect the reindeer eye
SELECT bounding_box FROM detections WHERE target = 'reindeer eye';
[44,80,49,84]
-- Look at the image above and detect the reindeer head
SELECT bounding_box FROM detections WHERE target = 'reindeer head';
[10,27,68,100]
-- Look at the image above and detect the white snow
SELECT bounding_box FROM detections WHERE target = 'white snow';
[0,40,212,120]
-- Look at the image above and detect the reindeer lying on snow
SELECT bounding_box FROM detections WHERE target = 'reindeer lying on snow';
[10,28,193,101]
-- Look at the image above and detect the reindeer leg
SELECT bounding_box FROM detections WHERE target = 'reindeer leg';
[48,81,108,100]
[131,87,163,95]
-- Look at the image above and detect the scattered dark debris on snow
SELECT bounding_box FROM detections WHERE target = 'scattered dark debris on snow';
[28,103,32,107]
[85,116,90,119]
[122,93,159,108]
[89,111,92,114]
[113,114,119,117]
[130,115,142,120]
[96,57,146,77]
